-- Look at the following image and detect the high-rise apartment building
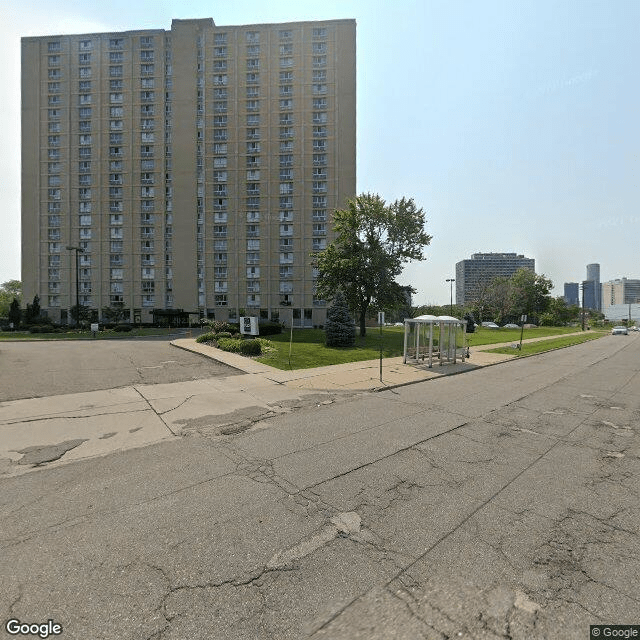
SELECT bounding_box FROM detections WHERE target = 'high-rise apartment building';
[22,17,356,326]
[455,252,535,306]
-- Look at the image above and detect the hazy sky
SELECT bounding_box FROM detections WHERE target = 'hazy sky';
[1,0,638,304]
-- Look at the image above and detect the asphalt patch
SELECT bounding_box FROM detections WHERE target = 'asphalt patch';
[16,439,88,466]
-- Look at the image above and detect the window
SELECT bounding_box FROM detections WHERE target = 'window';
[279,197,293,210]
[280,223,293,236]
[213,170,227,182]
[246,31,259,43]
[280,154,293,167]
[214,74,228,86]
[110,93,123,103]
[313,84,327,95]
[280,57,293,68]
[79,134,92,145]
[140,36,154,48]
[214,46,226,57]
[280,43,293,55]
[109,38,123,49]
[312,238,327,251]
[79,106,92,118]
[313,97,328,110]
[141,78,155,89]
[247,58,259,69]
[246,72,259,84]
[313,223,327,236]
[313,112,328,124]
[313,126,327,138]
[313,56,327,67]
[48,95,61,106]
[140,50,154,61]
[48,109,60,120]
[48,82,60,93]
[246,99,259,112]
[280,85,292,96]
[141,63,154,75]
[312,27,327,39]
[312,42,327,54]
[48,69,61,79]
[279,98,293,110]
[48,41,61,53]
[279,252,293,264]
[280,168,293,180]
[312,140,327,151]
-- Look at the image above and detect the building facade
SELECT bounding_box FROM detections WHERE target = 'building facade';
[602,278,640,311]
[455,252,535,306]
[22,17,356,326]
[563,282,579,306]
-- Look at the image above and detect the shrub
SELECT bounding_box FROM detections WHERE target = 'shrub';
[239,339,262,356]
[258,321,283,336]
[214,331,233,339]
[216,337,242,353]
[196,332,217,343]
[325,291,356,347]
[207,321,239,335]
[114,324,132,332]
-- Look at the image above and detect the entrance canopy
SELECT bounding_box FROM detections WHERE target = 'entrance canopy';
[403,315,467,367]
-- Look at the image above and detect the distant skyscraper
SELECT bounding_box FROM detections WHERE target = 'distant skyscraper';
[582,280,597,310]
[455,252,535,306]
[585,263,601,310]
[563,282,579,306]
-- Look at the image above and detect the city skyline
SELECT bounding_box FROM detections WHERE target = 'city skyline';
[2,0,639,305]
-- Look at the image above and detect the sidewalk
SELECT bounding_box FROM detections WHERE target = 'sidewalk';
[170,337,518,391]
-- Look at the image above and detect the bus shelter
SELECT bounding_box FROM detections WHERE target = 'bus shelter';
[403,315,468,367]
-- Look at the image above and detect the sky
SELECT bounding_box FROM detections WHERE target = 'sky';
[1,0,638,305]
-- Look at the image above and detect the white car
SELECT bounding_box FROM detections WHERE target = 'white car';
[503,323,519,329]
[481,322,500,329]
[611,326,628,335]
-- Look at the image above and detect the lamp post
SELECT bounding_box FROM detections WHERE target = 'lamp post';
[65,245,84,326]
[446,278,455,316]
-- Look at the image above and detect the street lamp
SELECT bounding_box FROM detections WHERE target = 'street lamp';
[65,245,85,326]
[446,278,455,316]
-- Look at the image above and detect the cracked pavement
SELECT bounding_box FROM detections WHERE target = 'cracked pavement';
[1,333,639,638]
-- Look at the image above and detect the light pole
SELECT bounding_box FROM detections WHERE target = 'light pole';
[65,245,84,326]
[446,278,455,316]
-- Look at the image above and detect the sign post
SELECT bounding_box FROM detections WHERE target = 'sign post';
[378,312,385,383]
[519,314,527,351]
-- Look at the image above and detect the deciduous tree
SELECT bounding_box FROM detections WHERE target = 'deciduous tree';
[314,194,431,337]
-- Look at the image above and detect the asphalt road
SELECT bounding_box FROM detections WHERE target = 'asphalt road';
[0,338,240,401]
[1,334,639,639]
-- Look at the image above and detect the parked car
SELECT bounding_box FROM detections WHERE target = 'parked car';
[503,323,519,329]
[611,326,628,335]
[629,326,639,332]
[481,322,500,329]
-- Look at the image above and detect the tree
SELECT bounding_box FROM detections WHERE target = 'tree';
[324,291,356,347]
[8,298,21,327]
[0,280,22,318]
[314,193,432,336]
[70,304,91,327]
[509,269,553,322]
[102,303,129,324]
[487,276,513,324]
[25,295,42,325]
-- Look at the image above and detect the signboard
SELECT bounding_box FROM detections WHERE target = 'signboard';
[378,312,385,325]
[240,316,259,336]
[90,323,99,333]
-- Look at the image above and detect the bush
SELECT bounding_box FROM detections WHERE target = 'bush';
[207,321,239,335]
[216,337,242,353]
[214,331,233,339]
[196,332,217,343]
[258,321,283,336]
[114,324,132,332]
[29,325,55,334]
[239,339,262,356]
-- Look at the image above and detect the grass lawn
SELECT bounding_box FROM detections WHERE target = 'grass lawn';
[466,325,583,346]
[486,332,605,356]
[256,324,602,370]
[0,327,191,341]
[256,327,406,369]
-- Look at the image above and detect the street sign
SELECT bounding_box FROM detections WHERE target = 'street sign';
[378,312,385,325]
[240,316,259,335]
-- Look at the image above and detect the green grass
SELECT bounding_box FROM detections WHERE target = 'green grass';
[486,332,605,356]
[256,327,406,370]
[0,327,192,341]
[466,325,583,346]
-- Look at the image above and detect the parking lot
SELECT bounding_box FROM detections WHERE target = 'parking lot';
[0,337,240,401]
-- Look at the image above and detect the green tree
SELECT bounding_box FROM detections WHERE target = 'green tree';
[487,276,513,324]
[102,303,129,324]
[0,280,22,318]
[70,304,91,327]
[313,193,432,337]
[509,269,553,322]
[25,295,42,325]
[8,298,21,327]
[324,291,356,347]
